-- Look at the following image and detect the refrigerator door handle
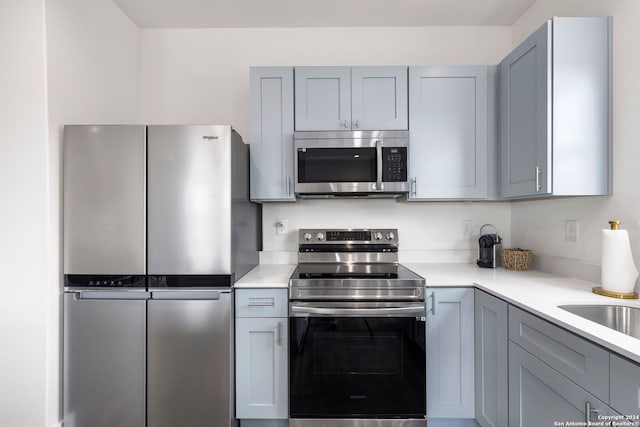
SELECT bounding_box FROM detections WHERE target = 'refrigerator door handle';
[73,291,150,300]
[150,290,225,300]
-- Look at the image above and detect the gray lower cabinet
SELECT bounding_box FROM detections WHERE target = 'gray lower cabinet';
[610,354,640,421]
[249,67,295,201]
[499,17,611,199]
[235,289,288,420]
[474,290,508,427]
[508,306,610,403]
[409,66,496,200]
[509,341,610,426]
[426,287,475,419]
[294,66,408,131]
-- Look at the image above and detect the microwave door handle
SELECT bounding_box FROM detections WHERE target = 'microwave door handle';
[375,139,383,191]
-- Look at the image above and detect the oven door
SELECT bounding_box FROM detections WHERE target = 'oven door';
[289,302,426,420]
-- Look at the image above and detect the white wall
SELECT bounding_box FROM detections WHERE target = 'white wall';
[139,26,514,261]
[45,0,139,424]
[0,1,49,426]
[45,0,139,423]
[510,0,640,285]
[0,1,138,426]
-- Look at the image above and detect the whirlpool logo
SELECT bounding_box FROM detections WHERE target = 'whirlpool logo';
[202,135,219,142]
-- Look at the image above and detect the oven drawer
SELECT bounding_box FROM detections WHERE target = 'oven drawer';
[236,289,288,318]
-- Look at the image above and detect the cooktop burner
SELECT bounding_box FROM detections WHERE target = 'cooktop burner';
[290,228,424,301]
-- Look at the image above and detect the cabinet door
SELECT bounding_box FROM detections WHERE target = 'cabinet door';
[409,66,491,199]
[499,22,551,198]
[236,317,288,419]
[610,354,640,420]
[508,306,609,403]
[351,66,408,130]
[475,290,508,427]
[426,287,475,418]
[249,67,295,201]
[294,66,351,131]
[509,342,609,427]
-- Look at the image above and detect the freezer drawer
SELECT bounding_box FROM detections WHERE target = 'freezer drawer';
[63,293,146,427]
[147,291,233,427]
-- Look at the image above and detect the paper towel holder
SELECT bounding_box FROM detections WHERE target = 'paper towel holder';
[593,220,639,299]
[592,287,638,299]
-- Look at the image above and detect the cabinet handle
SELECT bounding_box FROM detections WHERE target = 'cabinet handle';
[584,401,599,423]
[353,120,360,129]
[429,292,436,316]
[535,166,542,192]
[411,178,417,196]
[342,120,349,129]
[286,177,291,196]
[276,321,283,346]
[248,299,274,307]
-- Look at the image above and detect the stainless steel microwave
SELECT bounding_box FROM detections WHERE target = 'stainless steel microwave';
[294,131,409,198]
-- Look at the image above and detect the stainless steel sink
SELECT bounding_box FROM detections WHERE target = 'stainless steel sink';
[559,304,640,339]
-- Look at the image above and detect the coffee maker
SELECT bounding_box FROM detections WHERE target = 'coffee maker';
[477,224,502,268]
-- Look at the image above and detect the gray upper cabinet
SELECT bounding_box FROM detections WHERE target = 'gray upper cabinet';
[249,67,295,201]
[409,66,496,200]
[295,66,408,131]
[351,66,408,130]
[500,17,611,199]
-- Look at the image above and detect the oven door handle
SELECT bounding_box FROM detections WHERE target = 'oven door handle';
[290,304,426,317]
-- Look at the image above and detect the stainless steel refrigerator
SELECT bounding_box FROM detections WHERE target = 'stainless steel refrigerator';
[62,125,259,427]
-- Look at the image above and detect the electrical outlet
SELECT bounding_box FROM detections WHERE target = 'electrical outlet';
[565,220,579,242]
[463,220,473,237]
[276,219,288,235]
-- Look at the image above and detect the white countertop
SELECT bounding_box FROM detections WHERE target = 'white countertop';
[234,264,296,288]
[235,262,640,363]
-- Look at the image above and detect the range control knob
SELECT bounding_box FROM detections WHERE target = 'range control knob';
[316,232,325,241]
[386,232,395,241]
[373,232,383,240]
[303,233,312,241]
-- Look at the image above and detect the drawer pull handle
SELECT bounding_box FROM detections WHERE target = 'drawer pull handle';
[248,300,275,307]
[584,401,599,423]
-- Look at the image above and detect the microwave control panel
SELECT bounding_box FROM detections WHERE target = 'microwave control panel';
[382,147,407,182]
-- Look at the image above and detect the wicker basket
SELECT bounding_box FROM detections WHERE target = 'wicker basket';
[501,248,533,271]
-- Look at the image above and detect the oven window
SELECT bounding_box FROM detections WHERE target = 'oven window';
[297,148,376,183]
[289,316,426,418]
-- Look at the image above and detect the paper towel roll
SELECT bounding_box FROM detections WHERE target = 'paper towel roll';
[601,229,639,294]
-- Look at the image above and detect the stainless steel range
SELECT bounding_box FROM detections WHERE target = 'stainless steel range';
[289,229,426,427]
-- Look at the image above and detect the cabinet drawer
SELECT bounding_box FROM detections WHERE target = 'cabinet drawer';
[611,354,640,417]
[236,289,288,318]
[508,306,609,402]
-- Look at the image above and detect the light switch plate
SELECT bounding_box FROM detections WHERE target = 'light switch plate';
[276,219,288,235]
